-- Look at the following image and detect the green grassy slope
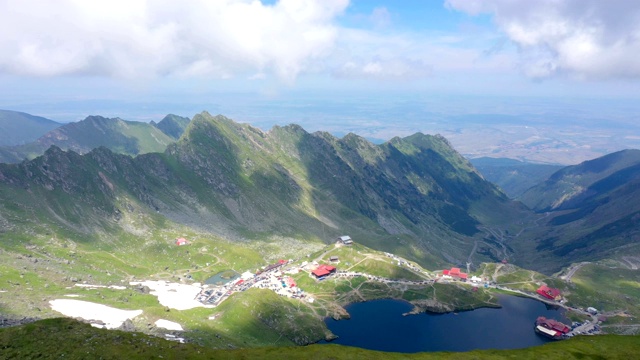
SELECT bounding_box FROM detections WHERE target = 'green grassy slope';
[153,114,191,139]
[1,318,639,360]
[520,149,640,211]
[510,150,640,272]
[0,115,175,163]
[0,112,523,270]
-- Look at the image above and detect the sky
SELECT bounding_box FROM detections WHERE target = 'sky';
[1,0,640,125]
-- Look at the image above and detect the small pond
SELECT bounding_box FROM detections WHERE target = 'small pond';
[204,270,240,285]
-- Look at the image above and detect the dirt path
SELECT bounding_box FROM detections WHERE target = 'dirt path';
[561,262,590,282]
[621,257,639,270]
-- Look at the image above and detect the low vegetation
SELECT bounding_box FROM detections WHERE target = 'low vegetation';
[2,318,640,360]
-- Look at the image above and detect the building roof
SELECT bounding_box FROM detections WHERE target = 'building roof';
[442,269,450,275]
[312,264,336,277]
[339,235,351,241]
[537,285,561,299]
[536,325,560,337]
[450,267,461,275]
[459,273,468,279]
[312,268,331,277]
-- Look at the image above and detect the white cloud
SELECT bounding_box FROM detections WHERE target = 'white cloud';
[0,0,520,86]
[0,0,348,81]
[446,0,640,79]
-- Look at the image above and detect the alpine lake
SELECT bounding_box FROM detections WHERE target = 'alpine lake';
[322,295,569,353]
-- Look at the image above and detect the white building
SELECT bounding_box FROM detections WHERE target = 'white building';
[338,235,353,245]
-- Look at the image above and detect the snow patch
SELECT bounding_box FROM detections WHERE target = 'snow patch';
[49,299,142,329]
[130,280,212,310]
[155,319,183,331]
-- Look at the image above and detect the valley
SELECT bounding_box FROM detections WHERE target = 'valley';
[0,111,639,356]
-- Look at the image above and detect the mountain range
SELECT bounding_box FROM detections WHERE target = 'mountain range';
[1,109,640,353]
[511,149,640,271]
[0,111,526,269]
[0,113,189,163]
[1,110,639,273]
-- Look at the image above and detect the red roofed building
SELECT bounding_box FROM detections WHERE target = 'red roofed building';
[312,264,336,278]
[175,238,188,246]
[537,285,561,300]
[441,267,468,281]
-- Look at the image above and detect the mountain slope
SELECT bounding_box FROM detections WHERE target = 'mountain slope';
[511,149,640,272]
[470,157,563,199]
[0,109,61,146]
[0,115,176,163]
[2,318,640,360]
[152,114,191,139]
[519,149,640,211]
[0,112,522,268]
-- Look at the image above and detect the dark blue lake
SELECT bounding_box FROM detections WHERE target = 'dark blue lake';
[323,295,569,352]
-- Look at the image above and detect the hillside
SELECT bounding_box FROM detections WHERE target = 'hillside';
[0,115,176,163]
[2,318,639,359]
[511,149,640,272]
[1,112,639,351]
[152,114,191,139]
[0,112,523,269]
[519,149,640,211]
[470,157,563,199]
[0,109,61,146]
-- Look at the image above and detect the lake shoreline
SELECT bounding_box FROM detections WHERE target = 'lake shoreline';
[320,295,569,352]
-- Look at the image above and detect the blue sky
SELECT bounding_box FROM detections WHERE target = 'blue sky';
[1,0,639,123]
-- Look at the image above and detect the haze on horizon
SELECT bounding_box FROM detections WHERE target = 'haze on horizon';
[1,0,639,164]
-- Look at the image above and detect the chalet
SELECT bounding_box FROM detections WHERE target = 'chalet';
[449,267,461,277]
[312,264,336,279]
[338,236,353,245]
[442,267,468,281]
[330,256,339,263]
[536,285,562,300]
[175,238,188,246]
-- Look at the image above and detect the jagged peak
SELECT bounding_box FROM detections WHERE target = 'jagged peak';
[43,144,64,155]
[81,115,124,123]
[159,113,190,122]
[268,123,308,139]
[339,132,377,150]
[311,130,338,142]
